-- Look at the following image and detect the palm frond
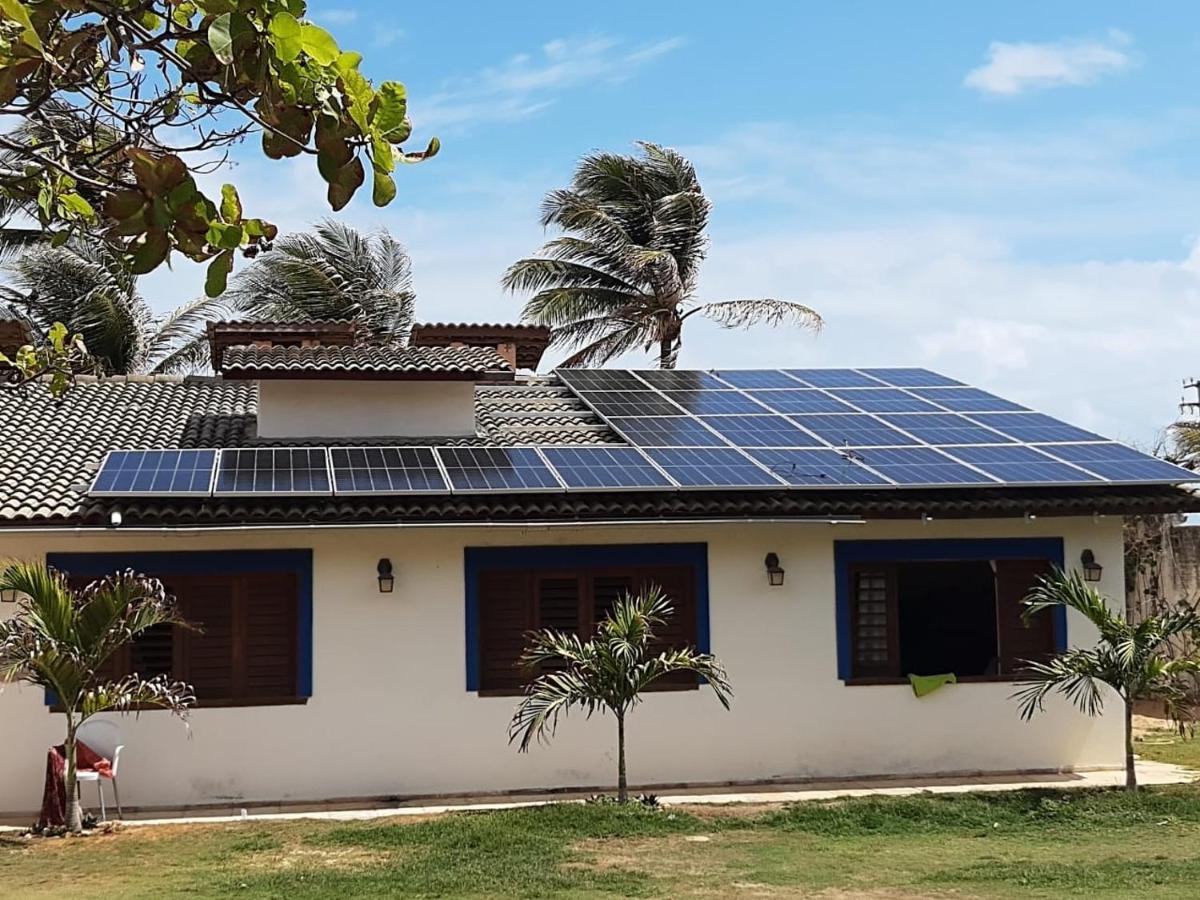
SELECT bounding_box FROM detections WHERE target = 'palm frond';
[696,298,824,331]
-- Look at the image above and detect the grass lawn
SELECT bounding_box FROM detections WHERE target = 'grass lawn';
[1137,726,1200,771]
[4,785,1200,899]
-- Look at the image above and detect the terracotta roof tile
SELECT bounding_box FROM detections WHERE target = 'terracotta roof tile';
[218,344,513,380]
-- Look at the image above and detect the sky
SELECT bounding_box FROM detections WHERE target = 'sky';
[138,2,1200,450]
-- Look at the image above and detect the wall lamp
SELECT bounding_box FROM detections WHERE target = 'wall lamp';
[0,588,15,604]
[1080,549,1103,583]
[764,552,785,587]
[377,558,395,593]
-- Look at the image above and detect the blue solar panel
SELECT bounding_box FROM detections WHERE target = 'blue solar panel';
[1036,443,1195,483]
[330,447,447,494]
[749,448,891,485]
[828,389,943,413]
[699,415,822,448]
[880,413,1015,445]
[555,369,651,391]
[663,389,767,415]
[908,387,1027,412]
[852,447,997,484]
[711,369,803,389]
[607,416,727,447]
[645,447,783,487]
[541,446,675,489]
[436,447,562,492]
[859,368,964,387]
[91,449,217,496]
[943,445,1100,484]
[578,391,684,417]
[789,414,919,447]
[632,370,729,390]
[970,413,1106,443]
[214,447,331,495]
[745,389,857,414]
[785,369,887,388]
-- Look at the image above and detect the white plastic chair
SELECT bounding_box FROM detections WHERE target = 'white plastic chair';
[75,719,123,821]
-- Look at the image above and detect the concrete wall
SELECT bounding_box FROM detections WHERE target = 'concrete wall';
[257,380,477,438]
[0,515,1125,815]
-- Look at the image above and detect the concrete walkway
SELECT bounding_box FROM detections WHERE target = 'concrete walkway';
[5,759,1190,831]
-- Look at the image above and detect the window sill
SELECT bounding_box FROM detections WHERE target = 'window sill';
[477,682,699,698]
[50,696,309,713]
[844,675,1035,686]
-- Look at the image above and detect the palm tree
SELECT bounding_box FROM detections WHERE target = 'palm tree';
[0,563,195,833]
[509,586,732,802]
[0,238,228,375]
[503,142,821,368]
[220,219,416,342]
[1012,569,1200,791]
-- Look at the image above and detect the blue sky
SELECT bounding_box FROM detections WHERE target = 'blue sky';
[141,2,1200,448]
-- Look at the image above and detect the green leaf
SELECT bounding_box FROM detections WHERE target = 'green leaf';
[373,81,408,137]
[370,133,394,174]
[298,23,339,66]
[58,193,95,220]
[219,184,242,223]
[371,167,396,207]
[205,250,235,297]
[401,136,440,163]
[129,230,170,275]
[268,11,302,62]
[48,322,66,347]
[104,190,145,220]
[340,68,373,133]
[208,12,235,64]
[0,0,43,51]
[205,221,243,249]
[336,51,363,73]
[49,229,70,248]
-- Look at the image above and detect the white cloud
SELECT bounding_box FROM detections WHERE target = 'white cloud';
[313,8,358,25]
[372,27,405,48]
[964,30,1134,96]
[413,35,685,131]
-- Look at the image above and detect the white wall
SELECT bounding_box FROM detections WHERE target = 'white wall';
[257,380,477,438]
[0,516,1125,815]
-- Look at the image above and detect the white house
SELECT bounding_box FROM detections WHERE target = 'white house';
[0,320,1194,820]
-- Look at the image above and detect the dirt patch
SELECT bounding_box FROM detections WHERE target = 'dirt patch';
[244,845,392,872]
[676,803,784,820]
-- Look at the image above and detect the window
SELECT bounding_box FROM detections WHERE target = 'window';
[49,551,312,708]
[835,539,1065,684]
[468,544,708,694]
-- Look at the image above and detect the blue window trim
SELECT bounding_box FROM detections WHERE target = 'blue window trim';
[464,543,709,692]
[833,538,1066,681]
[45,550,314,701]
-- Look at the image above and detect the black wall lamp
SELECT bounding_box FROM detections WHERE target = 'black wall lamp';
[377,558,395,593]
[0,588,14,604]
[1080,549,1103,582]
[764,552,785,587]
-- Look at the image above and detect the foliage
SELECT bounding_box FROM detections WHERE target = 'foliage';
[503,141,820,368]
[0,1,437,293]
[1,237,228,374]
[0,319,88,397]
[509,586,732,801]
[0,562,195,831]
[220,219,415,341]
[1011,568,1200,790]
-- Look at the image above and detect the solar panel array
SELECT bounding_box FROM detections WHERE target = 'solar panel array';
[87,368,1195,498]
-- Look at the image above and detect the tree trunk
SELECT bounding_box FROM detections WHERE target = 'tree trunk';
[64,720,83,833]
[616,711,628,803]
[1124,696,1138,792]
[658,339,675,370]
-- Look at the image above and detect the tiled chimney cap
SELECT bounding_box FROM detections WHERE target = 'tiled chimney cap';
[410,322,551,370]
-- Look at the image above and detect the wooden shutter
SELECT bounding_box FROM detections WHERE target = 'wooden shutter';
[637,565,697,687]
[591,573,634,627]
[995,558,1056,675]
[850,565,898,678]
[242,573,298,699]
[178,576,237,701]
[536,574,581,675]
[479,570,533,692]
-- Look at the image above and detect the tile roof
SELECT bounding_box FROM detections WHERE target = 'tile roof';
[217,344,513,380]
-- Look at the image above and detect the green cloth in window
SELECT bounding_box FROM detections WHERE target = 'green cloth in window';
[908,672,957,697]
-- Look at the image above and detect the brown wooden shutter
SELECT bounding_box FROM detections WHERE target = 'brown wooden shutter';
[479,570,533,692]
[242,573,298,699]
[591,573,634,627]
[179,576,237,701]
[995,558,1056,675]
[535,574,581,675]
[850,565,898,678]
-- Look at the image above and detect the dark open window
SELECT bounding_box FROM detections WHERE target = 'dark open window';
[848,557,1056,682]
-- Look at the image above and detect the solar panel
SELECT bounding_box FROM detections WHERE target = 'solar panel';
[607,416,727,447]
[880,413,1015,445]
[214,447,331,495]
[541,446,675,489]
[699,415,822,447]
[555,369,651,391]
[644,447,784,487]
[90,449,217,497]
[1036,443,1195,483]
[969,413,1106,443]
[749,448,891,485]
[577,391,684,417]
[711,369,802,389]
[789,414,919,447]
[632,370,729,390]
[436,447,563,492]
[908,387,1027,412]
[852,447,997,485]
[785,369,886,388]
[663,389,767,415]
[859,368,964,387]
[943,445,1100,484]
[745,389,858,415]
[329,447,448,495]
[828,389,943,413]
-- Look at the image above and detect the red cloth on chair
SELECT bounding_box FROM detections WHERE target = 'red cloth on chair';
[37,741,112,830]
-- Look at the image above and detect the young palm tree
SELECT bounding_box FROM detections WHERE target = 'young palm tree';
[509,586,732,802]
[0,239,228,375]
[503,142,821,368]
[0,563,195,833]
[220,219,416,342]
[1012,569,1200,791]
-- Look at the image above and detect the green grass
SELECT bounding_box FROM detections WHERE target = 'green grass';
[1137,727,1200,771]
[3,787,1200,899]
